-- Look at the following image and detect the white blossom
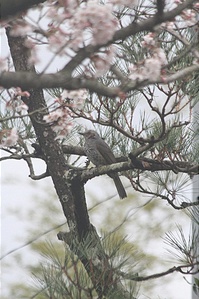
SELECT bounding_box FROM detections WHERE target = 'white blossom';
[91,46,116,77]
[141,33,156,48]
[0,128,18,148]
[61,89,87,109]
[43,108,73,139]
[73,1,118,45]
[129,48,167,82]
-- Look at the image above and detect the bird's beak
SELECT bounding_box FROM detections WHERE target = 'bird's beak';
[78,132,85,135]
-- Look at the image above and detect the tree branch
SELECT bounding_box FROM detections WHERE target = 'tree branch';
[1,63,198,95]
[80,158,199,183]
[0,0,46,20]
[62,144,86,156]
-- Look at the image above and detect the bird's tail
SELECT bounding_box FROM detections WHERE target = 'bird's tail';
[112,174,127,199]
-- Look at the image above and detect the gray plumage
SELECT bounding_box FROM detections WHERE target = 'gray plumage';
[80,130,127,199]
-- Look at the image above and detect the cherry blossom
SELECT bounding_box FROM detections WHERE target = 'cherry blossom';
[91,46,116,77]
[194,3,199,9]
[15,103,29,113]
[0,128,18,148]
[43,108,65,123]
[61,89,87,110]
[72,1,118,46]
[181,9,197,26]
[43,107,73,139]
[15,87,30,98]
[129,48,167,82]
[46,0,119,55]
[5,88,30,112]
[43,88,88,138]
[141,33,156,48]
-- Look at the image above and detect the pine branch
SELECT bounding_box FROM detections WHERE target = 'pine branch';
[119,262,199,281]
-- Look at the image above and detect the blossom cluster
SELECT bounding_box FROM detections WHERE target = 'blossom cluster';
[90,46,116,77]
[0,128,18,148]
[180,9,197,26]
[43,89,87,139]
[171,0,198,27]
[8,0,139,67]
[47,0,119,55]
[129,33,167,82]
[43,107,73,139]
[0,88,30,147]
[6,88,29,113]
[60,89,87,109]
[5,0,197,82]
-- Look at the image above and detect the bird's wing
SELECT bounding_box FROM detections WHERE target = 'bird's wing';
[96,139,116,164]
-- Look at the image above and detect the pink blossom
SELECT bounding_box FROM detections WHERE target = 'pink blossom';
[144,58,162,80]
[16,104,29,113]
[181,9,196,26]
[5,88,30,113]
[141,33,156,48]
[43,88,88,139]
[73,1,118,45]
[43,108,73,139]
[194,3,199,9]
[43,109,64,123]
[54,119,73,139]
[15,87,30,98]
[0,128,18,148]
[47,7,70,22]
[61,89,87,109]
[91,46,116,77]
[48,26,73,54]
[46,1,119,54]
[154,48,167,65]
[128,64,146,81]
[165,22,175,30]
[129,48,167,82]
[68,29,84,51]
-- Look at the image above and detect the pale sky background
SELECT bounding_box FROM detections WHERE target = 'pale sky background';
[0,8,196,298]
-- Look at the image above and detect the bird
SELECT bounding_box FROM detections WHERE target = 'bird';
[79,130,127,199]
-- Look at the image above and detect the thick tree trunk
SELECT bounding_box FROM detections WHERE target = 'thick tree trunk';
[5,27,127,298]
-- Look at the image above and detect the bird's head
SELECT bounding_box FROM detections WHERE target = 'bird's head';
[79,130,99,140]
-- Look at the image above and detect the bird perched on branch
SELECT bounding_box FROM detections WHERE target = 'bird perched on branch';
[79,130,127,199]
